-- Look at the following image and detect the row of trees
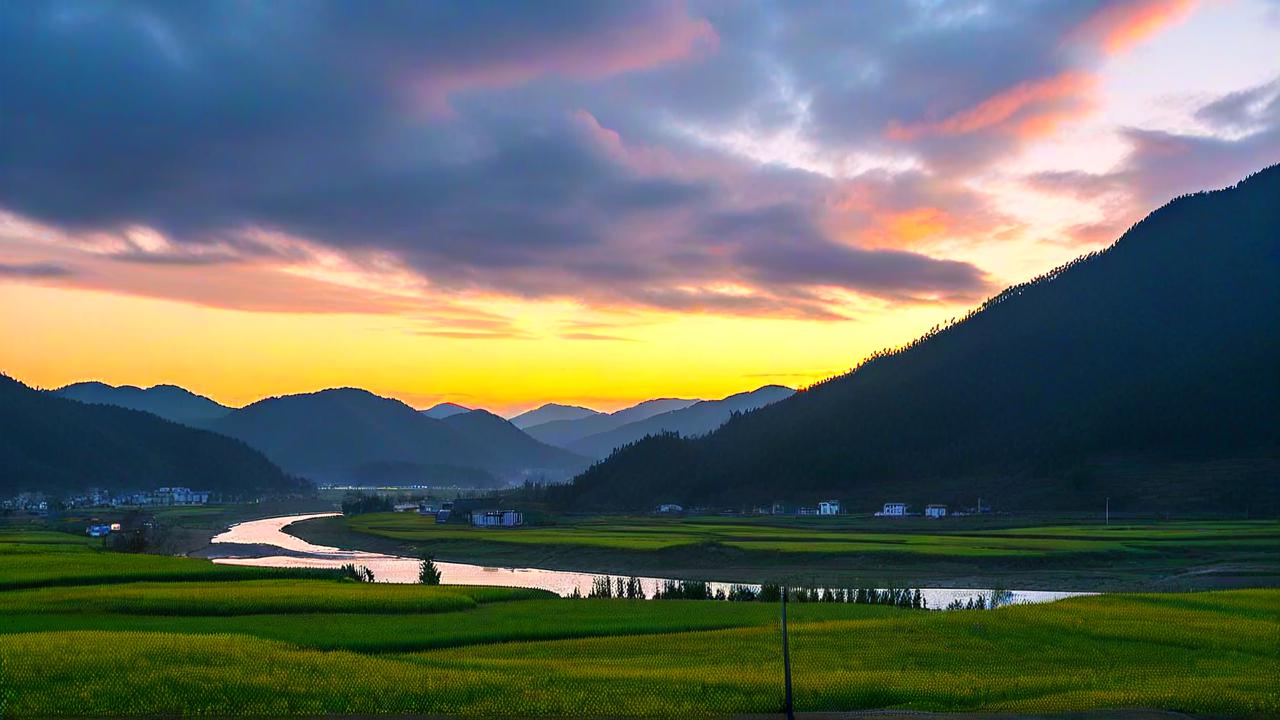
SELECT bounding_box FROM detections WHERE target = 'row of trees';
[340,492,395,516]
[572,577,932,608]
[331,564,1003,611]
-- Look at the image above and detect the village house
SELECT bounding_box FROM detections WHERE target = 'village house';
[796,506,817,516]
[818,500,841,516]
[925,504,948,518]
[124,487,213,506]
[470,509,523,528]
[657,503,683,514]
[877,502,908,517]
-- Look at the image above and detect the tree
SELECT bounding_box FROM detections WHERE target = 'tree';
[419,557,442,585]
[340,563,375,582]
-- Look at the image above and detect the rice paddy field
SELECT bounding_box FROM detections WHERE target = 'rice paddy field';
[292,513,1280,590]
[2,529,1277,718]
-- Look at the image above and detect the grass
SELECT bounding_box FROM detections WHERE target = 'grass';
[291,513,1280,590]
[0,531,341,590]
[1,529,1277,717]
[340,513,1280,556]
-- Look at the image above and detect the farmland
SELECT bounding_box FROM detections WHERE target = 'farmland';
[291,513,1280,590]
[2,529,1277,718]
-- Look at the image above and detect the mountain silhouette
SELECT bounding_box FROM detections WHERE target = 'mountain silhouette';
[556,165,1280,515]
[420,402,471,419]
[526,398,699,447]
[510,403,601,429]
[444,409,590,472]
[567,385,795,459]
[53,381,231,427]
[1,374,304,497]
[209,388,586,485]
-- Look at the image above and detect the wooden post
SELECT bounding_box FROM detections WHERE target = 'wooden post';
[781,585,794,720]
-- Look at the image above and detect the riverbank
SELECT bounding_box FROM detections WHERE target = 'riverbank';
[287,513,1280,592]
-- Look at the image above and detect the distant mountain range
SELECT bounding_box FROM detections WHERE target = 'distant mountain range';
[525,398,699,447]
[54,381,232,426]
[556,165,1280,515]
[420,402,470,419]
[565,386,796,459]
[32,377,797,491]
[206,389,587,486]
[510,403,601,429]
[1,374,304,497]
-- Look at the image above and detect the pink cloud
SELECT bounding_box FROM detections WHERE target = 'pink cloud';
[408,7,717,117]
[885,72,1097,141]
[1069,0,1198,55]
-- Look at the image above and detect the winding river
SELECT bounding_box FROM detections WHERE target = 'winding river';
[208,513,1091,607]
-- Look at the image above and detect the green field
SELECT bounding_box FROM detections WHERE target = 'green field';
[2,530,1277,717]
[291,513,1280,590]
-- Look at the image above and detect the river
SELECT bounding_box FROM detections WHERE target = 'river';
[208,513,1092,607]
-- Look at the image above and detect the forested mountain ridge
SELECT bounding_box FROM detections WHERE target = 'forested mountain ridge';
[0,374,305,497]
[556,165,1280,514]
[442,409,590,472]
[53,381,232,426]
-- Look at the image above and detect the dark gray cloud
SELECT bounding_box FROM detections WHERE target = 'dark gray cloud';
[0,261,76,278]
[1,0,1151,319]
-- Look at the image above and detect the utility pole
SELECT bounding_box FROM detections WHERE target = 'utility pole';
[781,585,794,720]
[1105,497,1110,526]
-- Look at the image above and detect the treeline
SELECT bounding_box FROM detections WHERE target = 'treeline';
[554,165,1280,515]
[340,492,395,516]
[575,577,929,608]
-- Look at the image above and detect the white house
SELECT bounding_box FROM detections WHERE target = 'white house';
[925,504,947,518]
[878,502,908,516]
[818,500,840,516]
[470,509,523,528]
[657,504,683,514]
[155,487,211,505]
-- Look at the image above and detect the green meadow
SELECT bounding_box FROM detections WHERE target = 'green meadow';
[293,513,1280,590]
[2,530,1277,718]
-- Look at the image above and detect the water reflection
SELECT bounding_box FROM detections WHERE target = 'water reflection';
[210,513,1092,607]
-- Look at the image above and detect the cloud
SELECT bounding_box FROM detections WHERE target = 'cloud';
[1069,0,1198,55]
[560,332,635,342]
[0,261,75,278]
[886,72,1096,141]
[1025,77,1280,246]
[0,0,1225,329]
[1195,77,1280,135]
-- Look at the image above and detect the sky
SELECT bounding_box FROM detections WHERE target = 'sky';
[1,0,1278,415]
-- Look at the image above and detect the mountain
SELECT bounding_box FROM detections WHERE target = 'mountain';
[0,374,305,497]
[443,410,589,473]
[567,385,795,459]
[510,403,601,429]
[53,381,231,426]
[556,166,1280,515]
[526,398,700,448]
[421,402,471,419]
[208,388,586,485]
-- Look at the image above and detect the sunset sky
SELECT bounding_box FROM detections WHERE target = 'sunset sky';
[2,0,1278,415]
